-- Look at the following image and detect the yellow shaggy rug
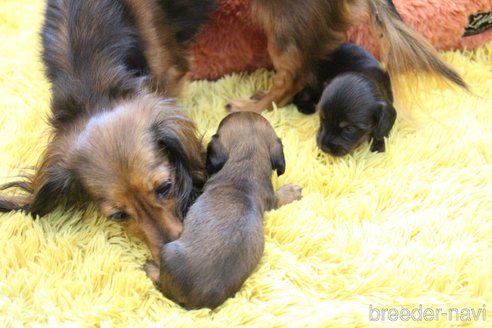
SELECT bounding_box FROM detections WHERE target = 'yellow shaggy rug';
[1,1,491,327]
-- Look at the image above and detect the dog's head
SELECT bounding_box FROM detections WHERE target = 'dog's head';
[317,73,396,156]
[206,112,285,176]
[15,94,205,264]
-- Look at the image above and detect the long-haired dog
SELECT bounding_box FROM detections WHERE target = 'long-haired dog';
[144,112,302,309]
[293,43,396,156]
[0,0,207,265]
[215,0,468,112]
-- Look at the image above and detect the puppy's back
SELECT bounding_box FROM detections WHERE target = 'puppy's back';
[159,183,264,309]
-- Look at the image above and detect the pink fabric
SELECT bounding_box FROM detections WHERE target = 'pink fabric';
[190,0,492,80]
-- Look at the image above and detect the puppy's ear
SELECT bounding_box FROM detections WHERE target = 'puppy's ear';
[373,101,397,139]
[206,134,227,175]
[271,138,286,176]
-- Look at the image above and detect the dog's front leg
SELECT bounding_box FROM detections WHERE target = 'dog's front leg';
[275,184,302,208]
[125,0,189,97]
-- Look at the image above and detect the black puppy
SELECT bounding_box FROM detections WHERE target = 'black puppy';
[293,43,397,156]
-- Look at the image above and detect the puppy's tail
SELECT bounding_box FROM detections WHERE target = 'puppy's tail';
[367,0,468,89]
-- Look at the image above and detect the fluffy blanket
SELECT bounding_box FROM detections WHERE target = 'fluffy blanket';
[0,0,491,327]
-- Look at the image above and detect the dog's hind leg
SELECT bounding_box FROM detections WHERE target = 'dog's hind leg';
[226,43,308,113]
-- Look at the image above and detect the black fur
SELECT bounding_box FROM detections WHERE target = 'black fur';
[154,126,195,219]
[206,134,228,175]
[271,138,286,176]
[157,0,218,45]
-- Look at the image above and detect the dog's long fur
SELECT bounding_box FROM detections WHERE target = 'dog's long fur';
[125,0,218,97]
[0,0,206,264]
[293,43,396,156]
[144,112,302,309]
[224,0,467,112]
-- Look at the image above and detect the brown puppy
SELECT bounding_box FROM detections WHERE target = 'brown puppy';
[0,0,206,265]
[226,0,467,112]
[145,112,302,309]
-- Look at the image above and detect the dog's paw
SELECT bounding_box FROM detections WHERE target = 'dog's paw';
[275,184,302,207]
[144,260,160,284]
[225,99,259,112]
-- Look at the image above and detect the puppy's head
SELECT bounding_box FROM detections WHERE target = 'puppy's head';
[16,94,205,264]
[317,73,396,156]
[206,112,285,176]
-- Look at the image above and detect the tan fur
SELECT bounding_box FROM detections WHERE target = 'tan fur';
[67,95,205,264]
[1,94,206,266]
[0,0,206,265]
[367,0,467,88]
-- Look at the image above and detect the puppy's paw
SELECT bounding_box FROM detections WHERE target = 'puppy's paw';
[144,260,160,284]
[295,101,317,115]
[275,184,302,208]
[226,99,259,113]
[250,90,267,101]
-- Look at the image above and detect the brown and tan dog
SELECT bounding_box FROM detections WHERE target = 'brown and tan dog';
[0,0,206,265]
[145,112,302,309]
[214,0,468,112]
[131,0,468,112]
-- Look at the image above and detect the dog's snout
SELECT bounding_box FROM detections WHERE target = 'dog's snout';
[317,133,349,157]
[146,221,183,266]
[167,221,183,241]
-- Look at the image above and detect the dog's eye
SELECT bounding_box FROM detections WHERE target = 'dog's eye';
[109,211,130,222]
[344,125,359,133]
[156,181,172,199]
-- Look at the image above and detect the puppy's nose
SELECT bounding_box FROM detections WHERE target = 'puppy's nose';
[319,141,348,157]
[318,139,334,154]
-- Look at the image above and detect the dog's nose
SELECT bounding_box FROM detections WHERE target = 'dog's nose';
[317,137,334,154]
[319,141,348,157]
[320,143,333,154]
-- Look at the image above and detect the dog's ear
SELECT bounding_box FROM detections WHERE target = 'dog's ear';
[152,104,207,218]
[155,128,194,219]
[206,134,228,175]
[271,138,286,176]
[373,101,397,139]
[28,163,86,217]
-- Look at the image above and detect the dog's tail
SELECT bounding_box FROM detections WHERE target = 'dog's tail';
[367,0,468,89]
